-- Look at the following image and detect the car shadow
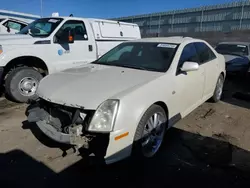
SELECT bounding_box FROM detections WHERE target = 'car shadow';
[222,74,250,109]
[1,128,250,188]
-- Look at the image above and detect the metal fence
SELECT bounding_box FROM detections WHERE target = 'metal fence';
[113,0,250,38]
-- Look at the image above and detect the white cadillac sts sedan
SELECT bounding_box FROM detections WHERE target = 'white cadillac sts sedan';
[26,37,226,164]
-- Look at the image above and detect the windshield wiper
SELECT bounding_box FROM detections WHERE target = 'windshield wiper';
[116,64,149,71]
[92,61,159,71]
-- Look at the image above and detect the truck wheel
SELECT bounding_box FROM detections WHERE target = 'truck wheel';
[5,67,43,103]
[132,105,167,159]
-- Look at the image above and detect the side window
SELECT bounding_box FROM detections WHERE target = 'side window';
[4,21,23,31]
[194,42,216,64]
[178,43,199,69]
[56,20,87,41]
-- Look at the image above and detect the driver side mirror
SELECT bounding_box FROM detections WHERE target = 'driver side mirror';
[6,26,10,33]
[58,29,75,44]
[180,61,199,72]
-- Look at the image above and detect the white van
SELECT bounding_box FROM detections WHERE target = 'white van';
[0,18,28,34]
[0,16,141,102]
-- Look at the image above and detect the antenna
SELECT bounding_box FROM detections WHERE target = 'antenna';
[40,0,43,17]
[69,14,73,17]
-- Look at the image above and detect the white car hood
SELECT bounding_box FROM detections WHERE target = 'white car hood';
[0,34,38,45]
[37,64,163,109]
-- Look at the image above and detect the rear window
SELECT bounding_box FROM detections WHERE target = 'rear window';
[215,44,249,56]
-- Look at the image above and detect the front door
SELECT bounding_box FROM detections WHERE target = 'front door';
[174,43,205,117]
[52,20,97,72]
[194,42,219,99]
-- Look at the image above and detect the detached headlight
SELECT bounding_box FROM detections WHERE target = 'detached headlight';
[88,99,119,133]
[0,45,2,54]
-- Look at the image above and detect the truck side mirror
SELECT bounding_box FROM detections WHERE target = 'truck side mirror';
[6,26,10,33]
[58,29,75,44]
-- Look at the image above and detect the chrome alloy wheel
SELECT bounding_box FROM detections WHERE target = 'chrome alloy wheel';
[141,112,166,158]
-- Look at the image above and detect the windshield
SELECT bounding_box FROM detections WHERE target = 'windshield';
[18,18,63,37]
[215,44,249,56]
[93,42,178,72]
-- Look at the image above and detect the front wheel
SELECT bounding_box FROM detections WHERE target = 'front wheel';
[132,105,167,159]
[210,74,224,103]
[5,67,43,103]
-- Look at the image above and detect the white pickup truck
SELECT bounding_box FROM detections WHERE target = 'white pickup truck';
[0,16,141,102]
[0,18,29,34]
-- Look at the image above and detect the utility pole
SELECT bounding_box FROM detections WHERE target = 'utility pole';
[40,0,43,17]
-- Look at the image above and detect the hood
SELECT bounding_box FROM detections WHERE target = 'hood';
[37,64,163,109]
[0,34,38,45]
[223,54,249,64]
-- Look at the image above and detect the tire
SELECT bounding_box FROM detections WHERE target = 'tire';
[132,104,167,159]
[5,67,43,103]
[210,74,224,103]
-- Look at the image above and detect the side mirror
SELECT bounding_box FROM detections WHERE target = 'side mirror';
[58,29,75,44]
[6,26,10,33]
[180,61,199,72]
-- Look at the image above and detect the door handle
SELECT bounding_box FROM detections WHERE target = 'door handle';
[88,45,93,52]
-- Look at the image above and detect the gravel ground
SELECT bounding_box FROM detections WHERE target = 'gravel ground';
[0,76,250,188]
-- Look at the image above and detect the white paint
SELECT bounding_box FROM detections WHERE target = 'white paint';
[35,37,226,164]
[0,16,141,91]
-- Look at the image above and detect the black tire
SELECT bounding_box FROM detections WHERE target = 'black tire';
[210,74,224,103]
[132,104,167,159]
[5,67,43,103]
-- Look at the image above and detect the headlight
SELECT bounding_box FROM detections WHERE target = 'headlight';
[0,45,2,54]
[88,99,119,133]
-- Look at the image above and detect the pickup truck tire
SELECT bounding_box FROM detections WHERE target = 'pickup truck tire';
[5,67,43,103]
[132,105,167,159]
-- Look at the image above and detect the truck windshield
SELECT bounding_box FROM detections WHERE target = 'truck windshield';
[18,18,63,37]
[93,42,178,72]
[215,44,249,56]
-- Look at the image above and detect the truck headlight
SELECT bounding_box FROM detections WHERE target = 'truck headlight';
[88,100,119,133]
[0,45,2,54]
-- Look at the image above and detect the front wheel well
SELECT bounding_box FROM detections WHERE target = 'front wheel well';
[220,72,225,79]
[3,56,49,79]
[154,101,169,119]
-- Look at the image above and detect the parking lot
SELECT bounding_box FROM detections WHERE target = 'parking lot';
[0,75,250,188]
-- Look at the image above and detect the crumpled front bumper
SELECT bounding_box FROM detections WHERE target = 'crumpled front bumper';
[36,120,71,144]
[26,102,110,160]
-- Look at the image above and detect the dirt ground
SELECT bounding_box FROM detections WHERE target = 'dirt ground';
[1,76,250,188]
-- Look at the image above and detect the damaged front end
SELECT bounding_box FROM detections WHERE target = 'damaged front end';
[25,98,109,157]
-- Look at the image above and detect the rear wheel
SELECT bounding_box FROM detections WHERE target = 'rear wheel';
[5,67,43,103]
[132,105,167,159]
[211,74,224,103]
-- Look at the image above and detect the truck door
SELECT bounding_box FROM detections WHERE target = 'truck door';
[53,20,97,72]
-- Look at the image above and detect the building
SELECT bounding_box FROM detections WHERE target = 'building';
[113,0,250,37]
[0,9,40,23]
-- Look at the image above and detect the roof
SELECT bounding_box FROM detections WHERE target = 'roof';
[128,37,200,44]
[218,41,250,45]
[41,16,138,25]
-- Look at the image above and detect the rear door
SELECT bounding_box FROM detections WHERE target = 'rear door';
[174,43,205,117]
[53,20,97,72]
[194,42,218,99]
